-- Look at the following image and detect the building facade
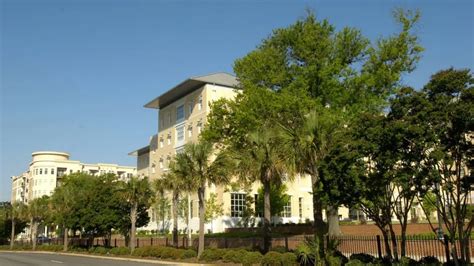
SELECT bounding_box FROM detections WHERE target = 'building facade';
[131,73,345,233]
[11,151,137,204]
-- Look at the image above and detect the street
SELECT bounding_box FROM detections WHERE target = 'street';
[0,252,182,266]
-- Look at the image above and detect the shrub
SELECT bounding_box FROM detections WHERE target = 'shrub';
[270,245,287,253]
[295,243,315,266]
[69,246,88,252]
[109,247,130,255]
[199,248,226,262]
[281,252,298,266]
[37,245,63,251]
[181,249,197,259]
[242,251,263,266]
[345,259,365,266]
[325,254,341,266]
[418,256,441,265]
[170,248,185,259]
[131,247,146,256]
[349,253,375,263]
[399,256,419,266]
[91,246,108,254]
[261,251,283,266]
[159,247,176,259]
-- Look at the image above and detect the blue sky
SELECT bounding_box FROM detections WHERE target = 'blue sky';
[1,0,473,201]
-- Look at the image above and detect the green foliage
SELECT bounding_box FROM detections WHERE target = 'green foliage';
[280,252,298,266]
[399,256,418,266]
[241,251,263,266]
[35,245,63,252]
[89,246,109,255]
[261,251,283,266]
[269,246,287,253]
[205,193,224,224]
[418,256,441,265]
[222,249,247,263]
[345,259,365,266]
[0,202,28,240]
[198,248,227,262]
[349,253,376,263]
[181,249,197,259]
[256,184,290,218]
[109,247,131,255]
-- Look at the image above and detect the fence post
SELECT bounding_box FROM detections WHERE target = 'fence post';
[326,235,330,250]
[151,237,153,246]
[136,238,139,248]
[285,236,289,252]
[443,235,450,263]
[376,235,382,259]
[114,238,117,247]
[165,237,168,246]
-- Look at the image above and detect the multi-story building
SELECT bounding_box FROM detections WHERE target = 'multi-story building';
[131,72,327,233]
[11,151,137,204]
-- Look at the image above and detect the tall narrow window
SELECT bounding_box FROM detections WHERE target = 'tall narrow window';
[176,125,185,146]
[160,138,164,148]
[231,193,246,217]
[188,100,194,116]
[282,196,292,217]
[176,105,184,122]
[190,201,194,218]
[299,197,303,219]
[198,96,203,110]
[167,135,171,145]
[40,169,42,175]
[45,168,48,175]
[51,168,55,175]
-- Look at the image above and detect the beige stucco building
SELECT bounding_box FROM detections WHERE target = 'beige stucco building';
[11,151,137,204]
[131,73,332,233]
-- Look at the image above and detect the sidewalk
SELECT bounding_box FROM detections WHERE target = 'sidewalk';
[0,250,218,266]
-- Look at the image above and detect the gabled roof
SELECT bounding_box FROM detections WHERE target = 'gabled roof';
[144,72,238,109]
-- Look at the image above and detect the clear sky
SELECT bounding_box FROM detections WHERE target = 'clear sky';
[1,0,473,201]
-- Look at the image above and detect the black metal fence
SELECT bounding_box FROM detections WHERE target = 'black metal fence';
[7,234,473,263]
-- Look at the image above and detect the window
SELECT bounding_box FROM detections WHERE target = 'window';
[40,168,43,175]
[231,193,246,217]
[198,96,203,110]
[45,168,48,175]
[197,123,202,133]
[152,163,156,174]
[160,138,164,148]
[159,159,163,169]
[51,168,55,175]
[188,100,194,115]
[167,135,171,145]
[176,125,185,145]
[190,200,194,218]
[188,126,192,138]
[299,197,303,219]
[282,196,292,218]
[127,173,132,178]
[70,169,73,174]
[176,105,184,122]
[35,169,38,175]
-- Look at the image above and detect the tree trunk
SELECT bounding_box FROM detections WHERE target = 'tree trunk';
[400,217,408,257]
[311,172,325,258]
[10,219,15,249]
[197,185,206,257]
[63,226,68,251]
[263,179,272,253]
[130,201,138,253]
[380,227,392,259]
[327,205,341,237]
[388,223,399,261]
[187,194,192,248]
[31,220,37,251]
[172,192,179,248]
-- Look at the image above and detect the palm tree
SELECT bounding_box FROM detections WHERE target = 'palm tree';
[9,202,26,249]
[173,140,233,257]
[121,177,153,254]
[280,108,342,256]
[27,196,50,251]
[233,128,294,253]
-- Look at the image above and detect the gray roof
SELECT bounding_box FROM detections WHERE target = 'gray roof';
[144,72,239,109]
